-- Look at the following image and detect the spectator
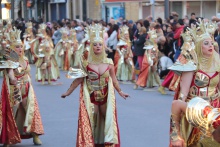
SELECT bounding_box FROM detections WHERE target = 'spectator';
[215,22,220,52]
[52,24,62,46]
[134,27,147,69]
[127,20,137,43]
[146,15,153,23]
[159,51,173,79]
[184,15,189,26]
[107,24,119,60]
[173,19,184,61]
[189,13,197,27]
[143,19,150,31]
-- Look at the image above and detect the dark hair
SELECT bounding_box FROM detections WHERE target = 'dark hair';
[154,24,161,29]
[136,19,143,26]
[66,21,71,29]
[177,19,184,25]
[112,24,119,32]
[156,17,163,25]
[191,13,195,16]
[143,20,150,30]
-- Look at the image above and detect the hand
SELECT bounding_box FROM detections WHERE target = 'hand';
[61,93,68,98]
[119,91,129,99]
[171,138,185,147]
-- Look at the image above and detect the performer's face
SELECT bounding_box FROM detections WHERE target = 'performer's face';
[15,44,23,56]
[202,38,214,57]
[93,42,103,55]
[124,33,129,40]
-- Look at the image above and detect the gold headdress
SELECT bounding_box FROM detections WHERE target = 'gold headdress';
[148,29,157,42]
[39,23,47,30]
[88,24,107,64]
[26,22,33,29]
[7,27,22,48]
[181,30,193,44]
[89,24,104,43]
[206,21,217,35]
[120,25,129,41]
[69,28,77,42]
[37,23,47,38]
[187,19,211,43]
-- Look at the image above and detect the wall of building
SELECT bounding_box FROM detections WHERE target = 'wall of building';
[87,0,101,20]
[124,2,139,21]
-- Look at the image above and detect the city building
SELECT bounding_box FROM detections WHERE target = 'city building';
[101,0,220,22]
[1,0,220,22]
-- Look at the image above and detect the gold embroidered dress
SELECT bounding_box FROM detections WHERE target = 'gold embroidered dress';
[169,20,220,147]
[0,27,44,145]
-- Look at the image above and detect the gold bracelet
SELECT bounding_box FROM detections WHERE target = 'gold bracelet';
[178,92,186,101]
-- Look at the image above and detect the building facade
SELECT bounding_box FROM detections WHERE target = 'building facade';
[1,0,220,22]
[101,0,220,22]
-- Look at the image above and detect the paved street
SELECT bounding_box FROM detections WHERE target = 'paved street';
[3,65,173,147]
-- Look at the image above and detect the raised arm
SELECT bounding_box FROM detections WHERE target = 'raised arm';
[109,64,129,99]
[61,78,84,98]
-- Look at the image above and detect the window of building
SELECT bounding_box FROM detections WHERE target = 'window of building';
[202,1,216,19]
[187,1,200,18]
[172,2,182,18]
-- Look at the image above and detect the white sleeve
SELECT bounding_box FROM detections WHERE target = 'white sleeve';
[160,57,167,71]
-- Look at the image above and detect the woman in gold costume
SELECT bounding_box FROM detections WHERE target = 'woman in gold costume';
[114,25,134,81]
[0,28,44,146]
[35,24,60,85]
[23,22,34,64]
[54,28,73,70]
[61,24,129,147]
[134,29,161,89]
[170,19,220,147]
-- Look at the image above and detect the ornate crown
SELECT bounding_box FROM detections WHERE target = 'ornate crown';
[89,24,104,43]
[69,28,77,42]
[60,28,69,35]
[26,22,33,29]
[206,21,217,35]
[39,23,47,30]
[148,29,157,41]
[187,19,211,43]
[7,27,22,46]
[120,25,129,40]
[181,30,193,43]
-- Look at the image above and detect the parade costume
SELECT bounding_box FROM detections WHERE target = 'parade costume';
[114,26,134,81]
[23,22,34,63]
[134,30,161,89]
[159,31,193,94]
[0,27,44,146]
[63,24,127,147]
[72,27,89,68]
[54,28,73,70]
[169,19,220,147]
[35,24,60,84]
